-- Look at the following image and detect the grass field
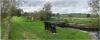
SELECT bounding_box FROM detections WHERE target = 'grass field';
[51,16,98,27]
[10,16,91,40]
[65,17,98,26]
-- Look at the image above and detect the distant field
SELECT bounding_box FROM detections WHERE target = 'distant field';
[51,16,98,27]
[65,17,97,26]
[9,16,91,40]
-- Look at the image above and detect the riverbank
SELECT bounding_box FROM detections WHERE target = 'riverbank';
[72,28,99,40]
[9,16,91,40]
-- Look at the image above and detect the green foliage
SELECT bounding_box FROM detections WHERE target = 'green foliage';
[37,10,52,21]
[33,9,52,21]
[33,2,52,21]
[11,8,22,16]
[87,14,91,17]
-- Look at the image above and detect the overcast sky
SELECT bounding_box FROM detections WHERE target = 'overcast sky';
[19,0,90,14]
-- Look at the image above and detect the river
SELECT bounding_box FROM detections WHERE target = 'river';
[83,31,100,40]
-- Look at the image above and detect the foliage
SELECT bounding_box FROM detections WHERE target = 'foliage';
[33,2,52,21]
[0,0,21,39]
[87,14,91,17]
[36,10,52,21]
[89,0,100,14]
[11,8,22,16]
[63,17,98,27]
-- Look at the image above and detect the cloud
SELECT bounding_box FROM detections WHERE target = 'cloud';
[51,6,90,13]
[19,6,42,12]
[19,0,90,14]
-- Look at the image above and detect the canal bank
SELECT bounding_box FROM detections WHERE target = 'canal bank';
[76,29,99,40]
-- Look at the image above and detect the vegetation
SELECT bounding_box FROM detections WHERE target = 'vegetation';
[88,0,100,38]
[1,0,99,40]
[1,0,16,39]
[50,13,98,27]
[23,2,52,21]
[10,16,91,40]
[1,0,22,39]
[66,18,97,26]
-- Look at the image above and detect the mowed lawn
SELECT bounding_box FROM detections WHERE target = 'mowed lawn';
[10,16,91,40]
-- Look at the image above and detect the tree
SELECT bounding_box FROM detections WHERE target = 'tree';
[11,8,22,16]
[1,0,17,39]
[41,2,52,21]
[87,14,90,17]
[33,2,52,21]
[89,0,100,39]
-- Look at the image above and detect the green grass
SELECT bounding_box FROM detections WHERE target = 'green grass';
[52,17,98,27]
[10,16,91,40]
[66,18,97,26]
[51,16,98,26]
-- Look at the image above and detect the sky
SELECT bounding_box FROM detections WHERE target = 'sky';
[19,0,91,14]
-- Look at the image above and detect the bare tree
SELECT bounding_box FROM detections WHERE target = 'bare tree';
[42,2,52,21]
[89,0,100,39]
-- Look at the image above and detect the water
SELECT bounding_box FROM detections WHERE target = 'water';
[88,31,100,40]
[80,30,99,40]
[89,32,98,40]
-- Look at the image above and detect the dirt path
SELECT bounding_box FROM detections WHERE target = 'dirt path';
[23,31,40,40]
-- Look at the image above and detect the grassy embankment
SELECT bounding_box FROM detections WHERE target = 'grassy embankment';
[10,16,91,40]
